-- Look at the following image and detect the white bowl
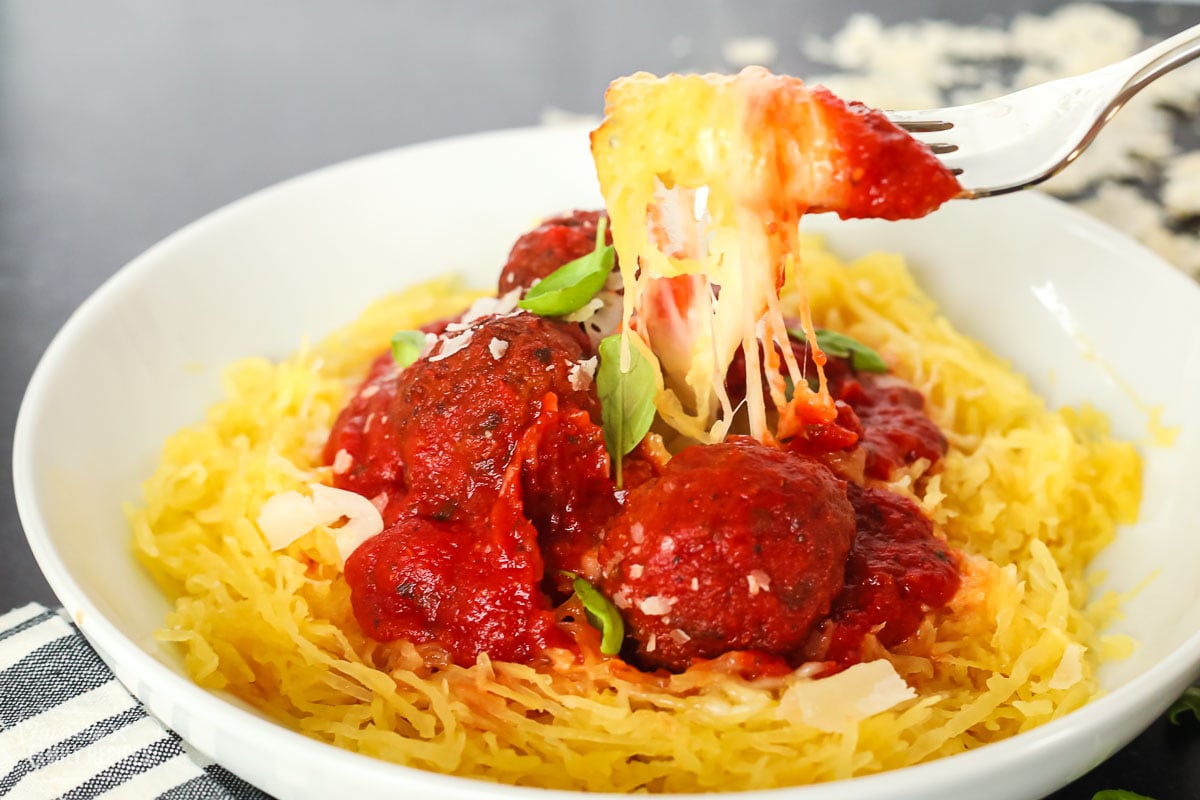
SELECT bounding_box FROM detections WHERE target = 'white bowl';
[14,124,1200,800]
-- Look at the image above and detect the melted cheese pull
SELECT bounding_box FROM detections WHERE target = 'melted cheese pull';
[590,68,960,444]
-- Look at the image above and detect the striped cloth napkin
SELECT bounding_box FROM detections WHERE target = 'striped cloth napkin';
[0,604,270,799]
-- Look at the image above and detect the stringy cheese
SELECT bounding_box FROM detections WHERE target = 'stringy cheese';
[131,245,1141,791]
[591,69,838,444]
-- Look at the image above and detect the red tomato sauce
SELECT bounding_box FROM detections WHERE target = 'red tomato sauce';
[818,483,960,666]
[328,210,961,674]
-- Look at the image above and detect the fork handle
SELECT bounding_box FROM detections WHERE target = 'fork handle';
[1112,21,1200,104]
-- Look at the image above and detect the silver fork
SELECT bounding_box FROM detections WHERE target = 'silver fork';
[886,22,1200,198]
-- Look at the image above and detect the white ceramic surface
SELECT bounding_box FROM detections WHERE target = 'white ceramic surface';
[14,124,1200,800]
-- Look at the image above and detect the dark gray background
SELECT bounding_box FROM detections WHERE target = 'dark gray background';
[2,1,1198,797]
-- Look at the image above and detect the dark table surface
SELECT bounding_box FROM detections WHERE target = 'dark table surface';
[3,1,1199,798]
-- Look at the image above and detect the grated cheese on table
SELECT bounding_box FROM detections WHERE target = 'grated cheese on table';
[722,35,780,67]
[801,3,1200,278]
[1164,151,1200,219]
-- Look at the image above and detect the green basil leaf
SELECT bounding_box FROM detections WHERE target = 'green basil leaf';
[1168,686,1200,725]
[390,330,427,367]
[596,334,657,487]
[787,327,888,373]
[1093,791,1156,800]
[571,575,625,655]
[518,215,614,316]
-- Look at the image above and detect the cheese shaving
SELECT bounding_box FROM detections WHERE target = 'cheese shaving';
[778,660,916,733]
[488,337,509,361]
[746,569,771,596]
[331,449,353,475]
[568,356,598,391]
[638,595,676,616]
[256,482,384,561]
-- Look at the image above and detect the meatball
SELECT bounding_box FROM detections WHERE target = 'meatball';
[323,351,407,520]
[322,316,475,524]
[393,312,600,522]
[518,400,620,595]
[345,513,570,664]
[598,437,856,671]
[498,210,611,295]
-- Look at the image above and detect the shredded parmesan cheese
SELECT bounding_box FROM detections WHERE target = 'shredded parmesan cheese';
[430,288,524,363]
[430,329,474,363]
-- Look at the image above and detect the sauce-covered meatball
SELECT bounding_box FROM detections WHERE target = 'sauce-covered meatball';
[323,351,407,522]
[517,399,620,594]
[598,437,856,671]
[393,312,600,522]
[345,511,570,665]
[498,210,611,295]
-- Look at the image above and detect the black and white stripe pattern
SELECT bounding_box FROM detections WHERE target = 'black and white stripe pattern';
[0,604,271,799]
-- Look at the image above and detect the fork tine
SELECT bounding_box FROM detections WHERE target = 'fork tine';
[892,119,954,133]
[887,114,961,171]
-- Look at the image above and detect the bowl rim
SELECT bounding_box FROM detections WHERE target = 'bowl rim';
[13,124,1200,799]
